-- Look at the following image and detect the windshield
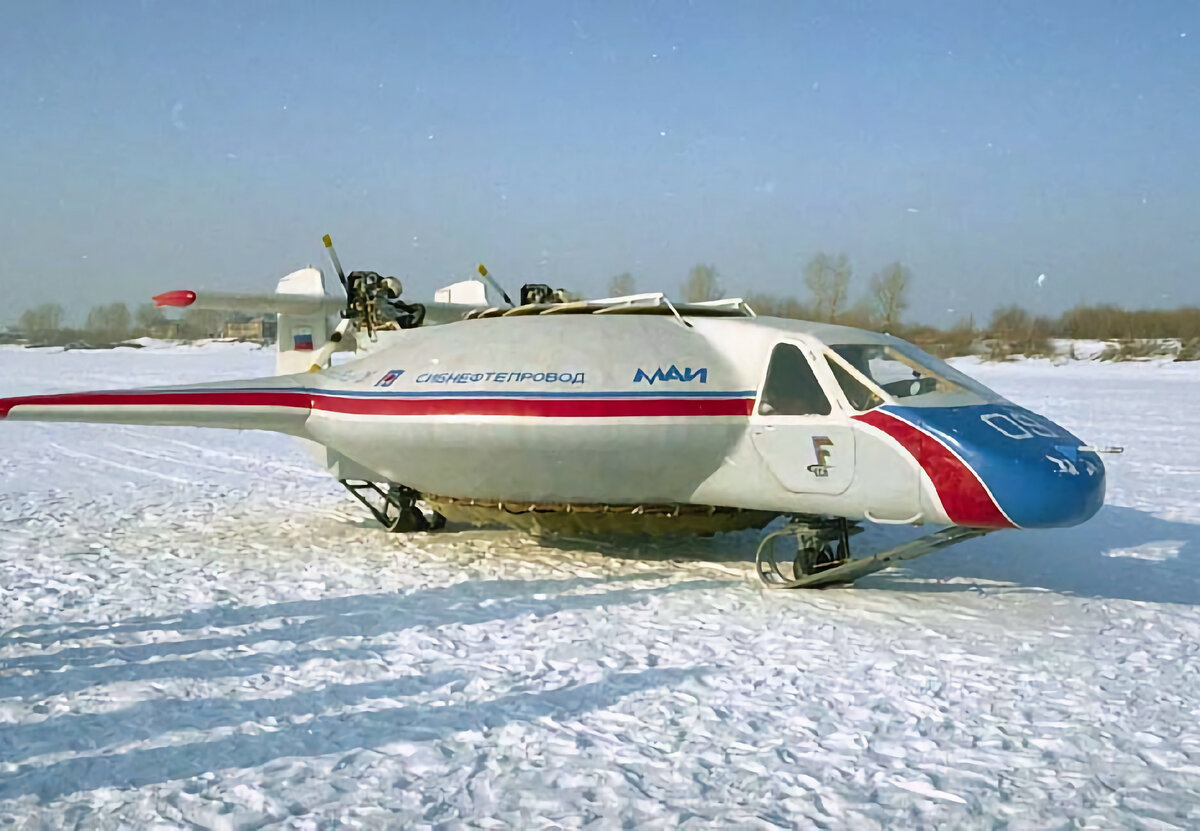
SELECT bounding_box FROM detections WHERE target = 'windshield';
[830,341,1000,403]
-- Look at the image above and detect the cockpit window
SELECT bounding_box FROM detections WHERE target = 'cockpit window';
[825,357,883,411]
[830,342,995,402]
[759,343,831,416]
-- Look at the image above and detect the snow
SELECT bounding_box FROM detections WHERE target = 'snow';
[2,342,1199,827]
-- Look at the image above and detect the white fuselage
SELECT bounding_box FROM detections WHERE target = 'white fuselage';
[0,310,1107,531]
[298,315,936,523]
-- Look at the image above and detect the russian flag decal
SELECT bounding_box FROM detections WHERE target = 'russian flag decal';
[293,333,314,351]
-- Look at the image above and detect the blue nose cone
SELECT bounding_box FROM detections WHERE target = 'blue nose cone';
[890,404,1106,529]
[1005,443,1106,528]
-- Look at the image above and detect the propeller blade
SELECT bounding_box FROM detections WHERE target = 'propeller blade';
[477,263,514,308]
[305,317,356,372]
[322,233,347,291]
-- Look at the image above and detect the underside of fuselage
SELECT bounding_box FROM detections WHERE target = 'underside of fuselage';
[418,495,780,536]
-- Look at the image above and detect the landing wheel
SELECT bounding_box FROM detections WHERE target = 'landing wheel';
[758,518,992,589]
[340,480,442,534]
[756,517,858,587]
[758,525,993,590]
[794,542,845,577]
[385,504,428,533]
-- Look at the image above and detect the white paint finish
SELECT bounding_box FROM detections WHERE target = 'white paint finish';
[308,414,746,503]
[274,267,332,375]
[750,421,856,494]
[850,426,929,523]
[748,337,858,496]
[433,279,488,305]
[0,314,980,521]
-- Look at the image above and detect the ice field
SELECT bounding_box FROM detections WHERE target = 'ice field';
[1,342,1199,828]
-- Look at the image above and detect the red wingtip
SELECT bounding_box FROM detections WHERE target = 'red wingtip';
[153,290,197,308]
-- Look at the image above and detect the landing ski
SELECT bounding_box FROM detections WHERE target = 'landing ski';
[756,525,992,589]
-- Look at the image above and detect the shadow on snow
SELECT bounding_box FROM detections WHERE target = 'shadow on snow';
[1,573,714,665]
[0,575,714,801]
[0,667,702,802]
[860,505,1200,606]
[528,505,1200,606]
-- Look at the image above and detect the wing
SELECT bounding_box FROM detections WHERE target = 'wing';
[152,288,343,317]
[0,374,312,435]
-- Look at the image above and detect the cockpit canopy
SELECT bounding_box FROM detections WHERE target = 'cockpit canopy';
[755,322,1005,414]
[824,339,1002,409]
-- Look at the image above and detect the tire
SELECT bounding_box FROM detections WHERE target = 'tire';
[794,545,818,577]
[386,506,429,533]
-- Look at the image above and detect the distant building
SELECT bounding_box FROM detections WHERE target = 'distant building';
[222,317,278,342]
[147,322,181,340]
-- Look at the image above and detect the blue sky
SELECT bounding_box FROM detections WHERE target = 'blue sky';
[1,1,1197,325]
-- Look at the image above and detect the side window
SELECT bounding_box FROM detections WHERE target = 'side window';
[759,343,831,416]
[825,356,884,411]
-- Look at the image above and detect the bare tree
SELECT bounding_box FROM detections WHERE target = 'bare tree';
[988,305,1032,338]
[682,264,721,302]
[608,272,635,297]
[840,296,878,330]
[85,303,131,341]
[18,303,64,335]
[135,302,167,333]
[987,304,1053,359]
[869,262,911,331]
[803,253,852,322]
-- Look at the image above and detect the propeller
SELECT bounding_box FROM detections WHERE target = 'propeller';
[322,234,347,293]
[305,317,355,373]
[477,263,514,308]
[308,233,358,372]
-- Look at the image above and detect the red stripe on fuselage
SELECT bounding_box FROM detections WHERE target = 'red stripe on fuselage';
[309,394,752,417]
[0,390,312,418]
[0,390,755,419]
[854,409,1013,529]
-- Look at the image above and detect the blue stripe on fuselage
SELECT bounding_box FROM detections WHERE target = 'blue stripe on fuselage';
[157,387,759,400]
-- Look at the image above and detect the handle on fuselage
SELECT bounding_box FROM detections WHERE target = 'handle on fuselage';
[864,509,925,525]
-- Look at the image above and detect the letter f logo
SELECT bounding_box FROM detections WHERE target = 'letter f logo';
[812,436,834,468]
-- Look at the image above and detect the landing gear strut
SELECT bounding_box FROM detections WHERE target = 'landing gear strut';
[756,518,993,589]
[339,480,446,533]
[790,517,857,577]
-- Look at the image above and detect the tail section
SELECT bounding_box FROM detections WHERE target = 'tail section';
[154,267,340,376]
[273,268,334,374]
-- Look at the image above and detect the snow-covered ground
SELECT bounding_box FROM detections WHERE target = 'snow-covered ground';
[2,343,1199,828]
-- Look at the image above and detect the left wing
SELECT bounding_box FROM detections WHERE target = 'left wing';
[0,374,313,436]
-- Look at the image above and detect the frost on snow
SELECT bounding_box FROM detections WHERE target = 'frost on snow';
[1,343,1199,826]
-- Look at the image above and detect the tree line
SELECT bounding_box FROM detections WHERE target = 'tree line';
[610,256,912,332]
[13,302,256,345]
[11,257,1200,356]
[607,255,1200,358]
